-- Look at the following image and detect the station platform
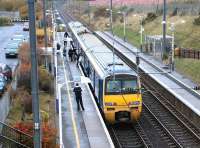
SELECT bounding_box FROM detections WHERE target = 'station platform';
[96,31,200,120]
[56,32,114,148]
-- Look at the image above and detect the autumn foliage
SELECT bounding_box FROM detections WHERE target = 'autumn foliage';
[17,42,53,92]
[14,122,57,148]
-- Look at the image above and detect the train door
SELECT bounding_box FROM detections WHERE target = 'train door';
[98,79,104,108]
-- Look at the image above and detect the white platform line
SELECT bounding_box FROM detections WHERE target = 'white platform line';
[78,65,115,148]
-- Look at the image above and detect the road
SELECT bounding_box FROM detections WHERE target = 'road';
[0,23,29,70]
[0,23,29,122]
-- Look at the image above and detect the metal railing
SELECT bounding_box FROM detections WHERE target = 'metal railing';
[0,135,30,148]
[0,121,33,148]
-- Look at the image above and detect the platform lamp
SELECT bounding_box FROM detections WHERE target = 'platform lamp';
[117,11,127,42]
[139,15,144,53]
[106,0,116,81]
[28,0,41,147]
[170,23,175,72]
[43,0,48,69]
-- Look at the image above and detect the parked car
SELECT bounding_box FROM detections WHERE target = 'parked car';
[23,22,29,31]
[0,63,12,80]
[0,74,7,96]
[9,39,23,47]
[4,43,19,58]
[11,34,26,41]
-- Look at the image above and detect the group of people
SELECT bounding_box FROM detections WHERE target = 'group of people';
[63,31,85,111]
[68,42,77,62]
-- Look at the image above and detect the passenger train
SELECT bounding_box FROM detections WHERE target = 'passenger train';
[68,21,142,124]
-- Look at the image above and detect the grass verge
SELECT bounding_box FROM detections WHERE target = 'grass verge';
[175,58,200,85]
[113,25,141,48]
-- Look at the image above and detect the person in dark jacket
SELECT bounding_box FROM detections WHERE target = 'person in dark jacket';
[73,83,84,111]
[72,48,77,61]
[57,43,61,50]
[63,47,67,57]
[64,31,68,38]
[68,48,73,61]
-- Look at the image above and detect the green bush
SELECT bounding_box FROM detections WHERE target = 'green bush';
[94,7,108,18]
[0,17,12,26]
[39,67,53,94]
[0,0,26,11]
[162,52,169,61]
[143,12,157,25]
[193,16,200,25]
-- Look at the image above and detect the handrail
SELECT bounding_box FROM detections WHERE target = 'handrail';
[0,134,30,148]
[0,121,33,147]
[0,121,32,138]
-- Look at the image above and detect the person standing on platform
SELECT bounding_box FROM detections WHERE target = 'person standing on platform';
[72,48,77,61]
[64,31,68,38]
[73,83,84,111]
[57,43,61,50]
[76,53,82,66]
[63,47,66,57]
[63,36,67,47]
[68,48,73,62]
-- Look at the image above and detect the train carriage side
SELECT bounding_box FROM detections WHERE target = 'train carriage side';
[68,21,142,124]
[68,23,105,111]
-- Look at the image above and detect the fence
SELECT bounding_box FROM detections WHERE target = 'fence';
[0,121,33,148]
[175,48,200,60]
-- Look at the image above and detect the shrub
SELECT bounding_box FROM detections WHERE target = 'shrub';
[170,8,178,17]
[0,0,26,11]
[0,17,12,26]
[143,12,157,25]
[18,44,52,93]
[19,5,28,19]
[94,7,108,18]
[193,16,200,25]
[17,63,31,92]
[162,52,169,61]
[39,66,53,93]
[14,122,57,147]
[19,2,42,20]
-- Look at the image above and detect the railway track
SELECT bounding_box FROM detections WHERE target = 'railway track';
[142,86,200,147]
[109,123,152,148]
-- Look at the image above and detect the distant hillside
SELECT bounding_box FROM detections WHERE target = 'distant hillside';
[90,0,200,6]
[90,0,172,6]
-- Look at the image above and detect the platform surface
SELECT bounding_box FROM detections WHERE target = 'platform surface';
[56,32,114,148]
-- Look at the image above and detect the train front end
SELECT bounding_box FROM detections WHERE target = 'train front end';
[103,74,142,124]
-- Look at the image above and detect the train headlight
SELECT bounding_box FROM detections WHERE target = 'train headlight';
[129,101,140,106]
[105,102,117,106]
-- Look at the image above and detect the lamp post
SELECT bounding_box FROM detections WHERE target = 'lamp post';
[170,23,175,72]
[27,0,41,147]
[43,0,48,69]
[117,11,126,42]
[162,0,167,58]
[140,16,144,52]
[110,0,113,34]
[88,1,90,25]
[106,0,115,80]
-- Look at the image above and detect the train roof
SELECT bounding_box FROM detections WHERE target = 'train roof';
[68,21,136,78]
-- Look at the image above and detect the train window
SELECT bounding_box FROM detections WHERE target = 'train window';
[106,80,121,94]
[105,79,138,94]
[122,80,138,94]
